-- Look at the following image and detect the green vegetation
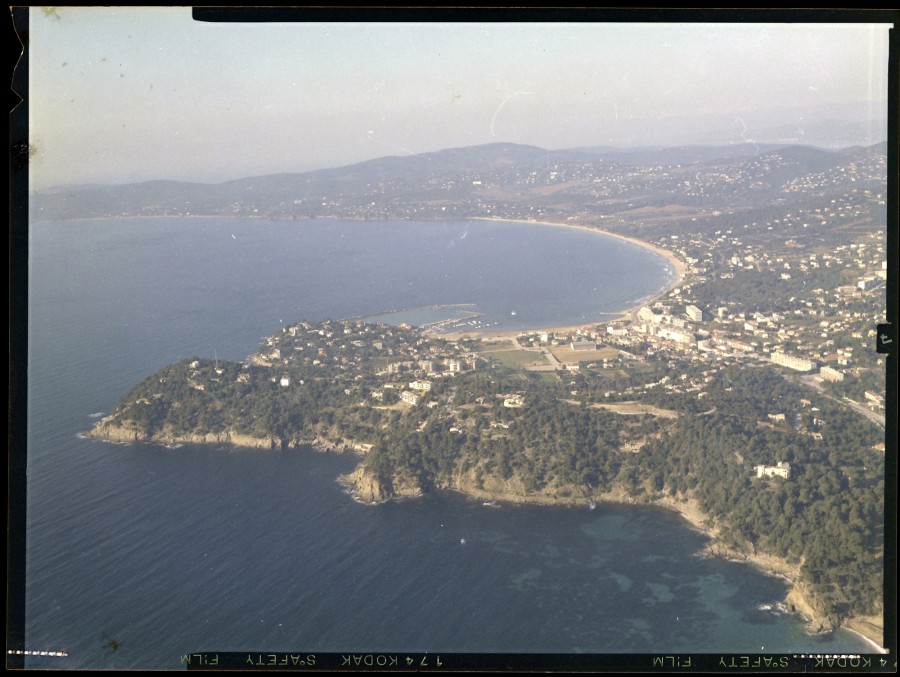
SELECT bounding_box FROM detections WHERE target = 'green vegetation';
[96,322,883,627]
[689,268,844,314]
[82,140,888,638]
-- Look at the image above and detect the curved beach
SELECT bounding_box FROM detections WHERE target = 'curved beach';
[441,217,687,340]
[436,217,886,651]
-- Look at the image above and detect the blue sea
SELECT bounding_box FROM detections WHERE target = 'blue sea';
[22,217,874,668]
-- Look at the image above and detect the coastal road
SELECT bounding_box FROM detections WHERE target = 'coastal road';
[797,375,885,428]
[540,347,561,370]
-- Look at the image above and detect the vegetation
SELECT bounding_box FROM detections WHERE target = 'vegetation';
[99,333,884,626]
[84,140,887,635]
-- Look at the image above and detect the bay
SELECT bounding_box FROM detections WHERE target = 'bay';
[22,217,872,668]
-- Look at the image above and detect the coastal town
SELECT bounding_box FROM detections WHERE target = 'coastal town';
[82,141,887,650]
[168,205,886,457]
[58,142,888,437]
[24,13,896,667]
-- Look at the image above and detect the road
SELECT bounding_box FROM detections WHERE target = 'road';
[540,347,561,370]
[797,374,885,428]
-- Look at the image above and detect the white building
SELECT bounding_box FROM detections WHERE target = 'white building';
[756,462,791,479]
[503,394,525,408]
[770,351,816,372]
[657,327,696,345]
[686,305,704,322]
[400,391,421,406]
[819,366,844,382]
[865,390,884,406]
[638,306,664,324]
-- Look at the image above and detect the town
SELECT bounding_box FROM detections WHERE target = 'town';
[86,141,887,643]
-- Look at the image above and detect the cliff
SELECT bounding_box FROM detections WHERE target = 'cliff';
[89,413,884,649]
[338,465,423,504]
[87,418,277,450]
[340,462,884,649]
[84,319,885,651]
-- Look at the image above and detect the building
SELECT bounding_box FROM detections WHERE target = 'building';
[686,305,704,322]
[857,276,880,291]
[571,340,597,352]
[657,327,696,345]
[756,462,791,479]
[409,380,432,391]
[503,394,525,408]
[864,390,884,406]
[400,391,421,406]
[819,366,845,382]
[638,306,664,324]
[728,339,755,353]
[770,351,816,372]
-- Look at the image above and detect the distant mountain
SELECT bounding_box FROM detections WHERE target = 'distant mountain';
[843,140,888,159]
[218,142,564,197]
[29,141,885,222]
[568,143,787,166]
[34,183,115,194]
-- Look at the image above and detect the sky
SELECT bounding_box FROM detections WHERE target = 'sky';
[23,8,892,190]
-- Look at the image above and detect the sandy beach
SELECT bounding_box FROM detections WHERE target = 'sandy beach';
[470,216,687,284]
[443,217,687,342]
[841,618,889,654]
[384,217,886,653]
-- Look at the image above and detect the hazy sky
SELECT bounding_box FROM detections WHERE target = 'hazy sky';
[25,8,892,189]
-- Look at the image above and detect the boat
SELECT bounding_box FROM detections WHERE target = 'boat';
[589,501,597,510]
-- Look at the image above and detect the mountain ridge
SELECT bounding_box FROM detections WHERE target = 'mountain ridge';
[29,140,886,223]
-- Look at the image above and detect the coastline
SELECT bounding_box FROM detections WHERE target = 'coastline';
[445,216,687,340]
[841,622,890,655]
[376,464,887,650]
[651,494,885,651]
[468,216,687,288]
[87,413,886,650]
[82,214,883,651]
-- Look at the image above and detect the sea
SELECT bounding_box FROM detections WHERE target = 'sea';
[21,217,875,669]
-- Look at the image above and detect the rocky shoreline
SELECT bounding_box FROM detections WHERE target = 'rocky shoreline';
[86,418,277,449]
[339,462,885,650]
[87,416,884,651]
